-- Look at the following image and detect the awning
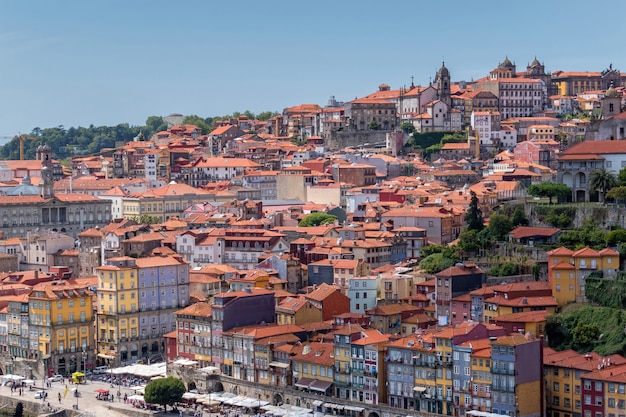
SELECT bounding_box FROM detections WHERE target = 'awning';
[268,361,290,369]
[344,406,365,412]
[413,386,427,393]
[97,353,115,359]
[309,379,333,393]
[312,400,324,407]
[294,378,314,388]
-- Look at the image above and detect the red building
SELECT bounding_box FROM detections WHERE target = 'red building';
[303,283,350,321]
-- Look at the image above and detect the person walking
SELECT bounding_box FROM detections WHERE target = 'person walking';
[58,392,62,404]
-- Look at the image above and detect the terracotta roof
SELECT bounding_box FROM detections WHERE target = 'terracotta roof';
[509,226,560,239]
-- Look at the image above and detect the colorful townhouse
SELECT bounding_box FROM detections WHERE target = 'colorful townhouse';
[96,254,190,366]
[490,333,543,417]
[544,348,626,417]
[29,281,95,377]
[292,342,336,395]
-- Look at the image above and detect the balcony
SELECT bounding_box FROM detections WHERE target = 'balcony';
[491,367,516,375]
[351,367,364,374]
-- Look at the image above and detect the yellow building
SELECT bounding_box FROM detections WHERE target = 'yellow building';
[547,247,619,306]
[29,280,95,376]
[121,182,214,222]
[544,348,626,417]
[413,333,443,414]
[469,341,493,413]
[332,325,364,397]
[275,295,322,326]
[291,342,335,396]
[483,295,557,322]
[96,256,139,363]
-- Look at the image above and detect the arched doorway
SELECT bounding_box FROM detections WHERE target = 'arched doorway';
[130,344,138,360]
[141,343,148,358]
[232,386,238,395]
[272,394,283,405]
[151,342,159,353]
[213,382,224,393]
[58,357,66,375]
[367,412,379,417]
[120,346,128,363]
[576,189,586,202]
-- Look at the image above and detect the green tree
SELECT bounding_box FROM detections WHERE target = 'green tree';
[419,252,459,274]
[131,214,161,225]
[589,169,618,202]
[606,185,626,202]
[145,116,168,137]
[182,115,211,135]
[144,377,186,413]
[465,191,484,231]
[511,205,528,227]
[617,167,626,186]
[298,212,337,227]
[457,229,482,255]
[527,182,571,204]
[606,229,626,246]
[572,322,600,351]
[368,121,379,130]
[485,213,513,241]
[400,122,415,134]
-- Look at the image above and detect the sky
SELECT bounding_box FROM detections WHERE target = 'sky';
[1,0,626,139]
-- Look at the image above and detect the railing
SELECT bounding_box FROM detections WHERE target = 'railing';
[491,367,516,375]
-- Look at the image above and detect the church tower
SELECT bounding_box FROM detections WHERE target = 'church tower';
[435,62,451,107]
[39,165,54,199]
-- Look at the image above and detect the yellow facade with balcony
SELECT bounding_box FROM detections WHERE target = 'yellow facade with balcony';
[29,281,95,375]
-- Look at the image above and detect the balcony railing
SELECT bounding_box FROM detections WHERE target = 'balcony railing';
[491,367,516,375]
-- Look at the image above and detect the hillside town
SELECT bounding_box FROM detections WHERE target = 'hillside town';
[3,57,626,417]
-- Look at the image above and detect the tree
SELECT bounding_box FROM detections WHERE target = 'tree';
[617,167,626,186]
[145,116,168,137]
[298,212,337,227]
[182,115,211,135]
[589,169,618,202]
[400,122,415,134]
[572,322,600,351]
[465,191,484,231]
[419,252,458,274]
[485,213,513,241]
[606,229,626,246]
[144,377,186,413]
[511,205,528,227]
[606,185,626,202]
[131,214,161,225]
[368,121,379,130]
[527,182,571,204]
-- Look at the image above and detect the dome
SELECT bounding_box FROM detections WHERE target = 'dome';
[37,145,44,152]
[42,144,51,151]
[437,61,450,77]
[529,57,541,68]
[499,56,513,69]
[605,87,620,98]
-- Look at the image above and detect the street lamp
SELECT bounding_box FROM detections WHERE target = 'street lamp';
[82,350,87,374]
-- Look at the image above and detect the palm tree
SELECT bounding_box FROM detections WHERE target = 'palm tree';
[589,169,618,202]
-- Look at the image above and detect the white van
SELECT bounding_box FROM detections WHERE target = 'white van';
[93,366,109,374]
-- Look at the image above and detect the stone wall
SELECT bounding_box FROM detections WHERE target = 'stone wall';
[326,131,388,150]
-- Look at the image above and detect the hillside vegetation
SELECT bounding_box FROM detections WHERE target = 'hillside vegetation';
[546,305,626,356]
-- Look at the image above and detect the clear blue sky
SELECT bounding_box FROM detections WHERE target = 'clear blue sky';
[1,0,625,138]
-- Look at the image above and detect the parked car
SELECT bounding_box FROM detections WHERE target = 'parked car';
[49,374,64,382]
[34,390,46,399]
[93,366,109,374]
